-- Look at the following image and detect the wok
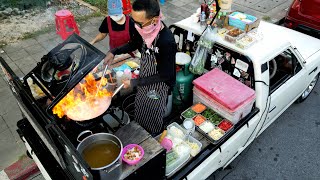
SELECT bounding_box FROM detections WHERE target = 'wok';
[66,84,124,121]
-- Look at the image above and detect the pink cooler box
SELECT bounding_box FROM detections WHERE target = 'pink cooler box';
[193,68,256,124]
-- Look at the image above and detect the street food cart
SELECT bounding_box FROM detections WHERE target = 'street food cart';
[1,7,320,179]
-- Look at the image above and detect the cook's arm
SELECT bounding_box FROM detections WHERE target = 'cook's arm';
[90,33,107,45]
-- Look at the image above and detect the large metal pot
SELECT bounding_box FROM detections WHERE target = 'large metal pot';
[76,131,123,180]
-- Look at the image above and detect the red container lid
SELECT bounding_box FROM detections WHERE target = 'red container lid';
[193,68,255,111]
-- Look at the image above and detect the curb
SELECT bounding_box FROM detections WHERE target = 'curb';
[2,156,39,180]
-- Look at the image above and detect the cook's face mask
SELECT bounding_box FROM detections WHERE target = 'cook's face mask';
[110,14,124,22]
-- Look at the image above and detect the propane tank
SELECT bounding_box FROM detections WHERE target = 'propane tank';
[173,53,194,106]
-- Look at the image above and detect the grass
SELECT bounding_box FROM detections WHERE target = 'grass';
[262,16,271,22]
[82,0,108,13]
[21,25,55,40]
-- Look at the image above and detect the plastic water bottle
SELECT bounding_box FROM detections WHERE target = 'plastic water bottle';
[122,69,133,95]
[200,11,206,27]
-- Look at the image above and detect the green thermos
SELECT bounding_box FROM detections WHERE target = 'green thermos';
[173,53,194,106]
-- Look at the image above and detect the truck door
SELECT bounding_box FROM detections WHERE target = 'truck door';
[264,48,308,127]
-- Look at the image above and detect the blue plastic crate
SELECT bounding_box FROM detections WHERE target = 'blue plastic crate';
[228,12,257,31]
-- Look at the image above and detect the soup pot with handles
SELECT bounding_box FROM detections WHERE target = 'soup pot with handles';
[76,130,123,180]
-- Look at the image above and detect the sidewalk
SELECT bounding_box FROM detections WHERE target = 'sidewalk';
[0,0,292,179]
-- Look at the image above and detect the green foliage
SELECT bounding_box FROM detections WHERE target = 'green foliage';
[1,0,49,9]
[262,16,271,22]
[83,0,108,13]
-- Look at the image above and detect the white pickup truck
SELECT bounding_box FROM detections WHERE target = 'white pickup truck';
[170,17,320,179]
[0,17,319,180]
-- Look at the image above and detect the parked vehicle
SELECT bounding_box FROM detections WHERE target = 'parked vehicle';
[284,0,320,38]
[0,16,319,179]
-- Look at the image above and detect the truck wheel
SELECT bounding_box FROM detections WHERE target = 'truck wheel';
[296,74,319,103]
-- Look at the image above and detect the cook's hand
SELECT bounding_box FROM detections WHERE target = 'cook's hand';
[122,79,131,89]
[104,52,115,66]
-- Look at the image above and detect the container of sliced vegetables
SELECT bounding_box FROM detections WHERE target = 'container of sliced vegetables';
[184,136,202,157]
[201,108,224,125]
[181,108,197,119]
[191,102,207,114]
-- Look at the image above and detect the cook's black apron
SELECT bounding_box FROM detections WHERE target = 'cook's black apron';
[134,35,169,134]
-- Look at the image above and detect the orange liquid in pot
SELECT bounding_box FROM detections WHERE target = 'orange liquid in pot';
[82,140,120,168]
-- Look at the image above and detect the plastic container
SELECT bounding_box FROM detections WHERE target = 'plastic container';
[228,12,257,31]
[122,144,144,165]
[193,88,255,124]
[201,108,224,125]
[218,0,233,11]
[183,118,195,135]
[184,136,202,157]
[208,128,225,141]
[161,137,173,152]
[165,148,190,176]
[247,28,263,41]
[224,28,245,43]
[167,122,187,139]
[193,68,256,124]
[193,114,206,126]
[218,119,233,132]
[199,121,215,133]
[181,108,197,119]
[235,35,257,49]
[191,102,207,113]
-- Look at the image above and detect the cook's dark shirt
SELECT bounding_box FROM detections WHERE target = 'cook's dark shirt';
[99,16,136,39]
[111,22,177,90]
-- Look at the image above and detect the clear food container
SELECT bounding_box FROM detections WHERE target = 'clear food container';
[224,28,245,44]
[181,108,197,119]
[165,148,190,176]
[184,135,202,157]
[199,121,215,133]
[235,35,257,49]
[191,102,207,114]
[167,122,187,139]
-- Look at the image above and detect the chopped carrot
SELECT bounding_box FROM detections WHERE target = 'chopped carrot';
[192,103,206,113]
[193,115,206,126]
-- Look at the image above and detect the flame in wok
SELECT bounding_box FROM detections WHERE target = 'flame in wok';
[52,73,112,120]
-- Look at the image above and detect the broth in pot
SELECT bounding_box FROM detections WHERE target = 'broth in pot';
[82,140,121,168]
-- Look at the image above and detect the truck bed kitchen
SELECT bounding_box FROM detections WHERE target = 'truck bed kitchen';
[1,15,319,179]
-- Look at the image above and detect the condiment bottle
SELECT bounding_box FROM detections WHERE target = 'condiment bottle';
[116,71,124,87]
[132,70,140,79]
[123,69,132,80]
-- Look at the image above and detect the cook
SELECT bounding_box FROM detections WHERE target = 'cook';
[90,0,136,56]
[104,0,176,135]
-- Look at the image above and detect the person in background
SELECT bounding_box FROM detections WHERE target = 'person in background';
[104,0,176,135]
[90,0,136,53]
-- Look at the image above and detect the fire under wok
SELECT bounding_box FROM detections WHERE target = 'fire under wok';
[52,72,123,121]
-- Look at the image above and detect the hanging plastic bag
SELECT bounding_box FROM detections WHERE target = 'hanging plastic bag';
[189,27,217,75]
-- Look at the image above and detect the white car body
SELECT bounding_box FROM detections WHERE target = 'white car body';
[174,17,320,179]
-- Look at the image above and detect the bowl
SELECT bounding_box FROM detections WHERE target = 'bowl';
[122,144,144,165]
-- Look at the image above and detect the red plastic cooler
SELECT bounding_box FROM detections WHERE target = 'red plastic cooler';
[193,68,256,124]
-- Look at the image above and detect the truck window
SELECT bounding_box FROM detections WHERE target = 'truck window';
[269,49,302,93]
[208,44,255,89]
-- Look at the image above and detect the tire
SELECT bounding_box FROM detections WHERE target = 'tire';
[296,73,319,103]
